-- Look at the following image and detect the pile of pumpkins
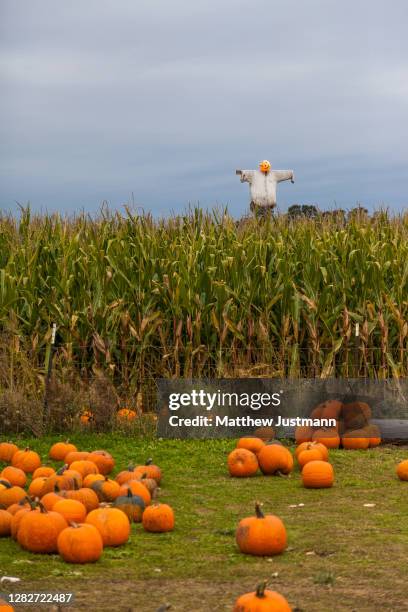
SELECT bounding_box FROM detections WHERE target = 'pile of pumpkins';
[295,399,382,450]
[0,441,174,565]
[228,436,334,489]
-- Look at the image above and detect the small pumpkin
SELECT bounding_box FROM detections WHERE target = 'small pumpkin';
[364,424,382,448]
[11,506,33,540]
[236,437,265,455]
[341,430,370,450]
[257,445,293,476]
[0,442,19,463]
[133,473,158,496]
[53,499,87,523]
[142,501,175,533]
[91,477,121,502]
[133,458,162,483]
[11,448,41,474]
[233,581,291,612]
[40,487,64,512]
[0,509,11,537]
[396,459,408,481]
[83,473,105,488]
[32,466,56,479]
[302,460,334,489]
[28,477,49,498]
[117,408,137,421]
[312,428,340,449]
[0,483,27,507]
[88,450,115,475]
[65,451,90,465]
[41,465,82,494]
[236,502,287,556]
[297,448,325,469]
[79,410,94,425]
[69,460,99,478]
[118,480,151,506]
[63,483,99,512]
[86,507,130,546]
[113,489,145,523]
[227,448,259,478]
[0,466,27,488]
[0,597,14,612]
[49,440,78,462]
[57,522,103,563]
[115,465,137,486]
[17,504,68,553]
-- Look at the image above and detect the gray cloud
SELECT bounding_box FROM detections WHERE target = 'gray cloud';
[1,0,407,215]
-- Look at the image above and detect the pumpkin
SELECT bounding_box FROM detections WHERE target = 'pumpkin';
[396,459,408,481]
[53,499,87,523]
[236,437,265,455]
[295,441,329,461]
[0,478,10,491]
[134,473,158,496]
[28,477,49,498]
[91,477,121,502]
[297,448,324,469]
[365,424,382,448]
[57,522,103,564]
[312,428,340,449]
[32,466,56,479]
[117,408,137,421]
[11,506,33,540]
[65,451,90,465]
[49,440,78,462]
[0,509,11,536]
[83,473,105,488]
[233,581,291,612]
[63,484,99,512]
[86,507,130,546]
[228,448,259,478]
[258,445,293,476]
[41,465,82,494]
[302,460,334,488]
[79,410,94,424]
[0,466,27,488]
[6,498,32,515]
[69,460,99,478]
[341,430,370,450]
[0,442,19,463]
[113,489,145,523]
[40,487,64,512]
[0,598,14,612]
[320,399,343,420]
[11,448,41,473]
[17,505,67,553]
[259,160,271,173]
[342,401,371,430]
[0,483,27,507]
[115,465,137,486]
[118,480,151,506]
[236,502,287,556]
[142,502,175,533]
[133,459,162,484]
[253,426,275,442]
[88,450,115,475]
[294,425,313,445]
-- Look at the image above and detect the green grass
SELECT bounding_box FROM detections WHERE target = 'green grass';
[1,435,408,611]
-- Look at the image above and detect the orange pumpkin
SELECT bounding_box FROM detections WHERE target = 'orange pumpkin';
[258,445,293,476]
[83,473,105,487]
[118,480,151,506]
[32,466,56,479]
[79,410,94,425]
[0,597,14,612]
[40,488,64,512]
[49,441,78,462]
[0,466,27,488]
[115,465,137,486]
[133,459,162,483]
[63,485,99,513]
[341,430,370,450]
[6,499,32,515]
[28,477,49,498]
[364,424,382,448]
[320,399,343,420]
[0,509,11,537]
[113,489,145,523]
[11,506,32,540]
[41,466,82,495]
[88,450,115,475]
[117,408,137,421]
[0,442,19,463]
[142,502,175,533]
[302,460,334,488]
[0,483,27,507]
[17,505,67,553]
[228,448,259,478]
[57,522,103,563]
[134,473,158,496]
[91,477,121,502]
[236,502,287,556]
[294,425,313,445]
[396,459,408,481]
[236,437,265,455]
[65,451,90,465]
[11,448,41,474]
[233,581,291,612]
[297,448,324,469]
[86,507,130,546]
[53,499,87,523]
[312,428,340,449]
[69,460,99,478]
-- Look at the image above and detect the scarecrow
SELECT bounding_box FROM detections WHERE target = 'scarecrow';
[236,160,295,214]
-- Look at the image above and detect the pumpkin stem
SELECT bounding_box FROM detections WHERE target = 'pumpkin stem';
[69,521,79,528]
[255,502,264,518]
[145,458,153,466]
[37,500,47,513]
[255,581,268,598]
[0,479,12,489]
[57,464,68,475]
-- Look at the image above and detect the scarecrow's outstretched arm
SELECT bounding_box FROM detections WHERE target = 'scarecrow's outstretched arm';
[274,170,295,183]
[236,169,253,183]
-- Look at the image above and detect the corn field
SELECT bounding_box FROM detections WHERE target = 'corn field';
[1,206,408,419]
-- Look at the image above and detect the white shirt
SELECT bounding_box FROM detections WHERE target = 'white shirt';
[239,169,294,208]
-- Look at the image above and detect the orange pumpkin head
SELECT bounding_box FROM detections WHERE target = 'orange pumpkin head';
[259,160,271,174]
[236,502,287,556]
[258,445,293,476]
[236,437,265,455]
[233,581,291,612]
[228,448,259,478]
[86,507,130,547]
[57,522,103,563]
[302,460,334,489]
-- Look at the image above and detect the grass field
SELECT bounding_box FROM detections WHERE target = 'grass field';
[1,434,407,611]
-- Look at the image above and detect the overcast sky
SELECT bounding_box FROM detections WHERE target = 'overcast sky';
[1,0,407,217]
